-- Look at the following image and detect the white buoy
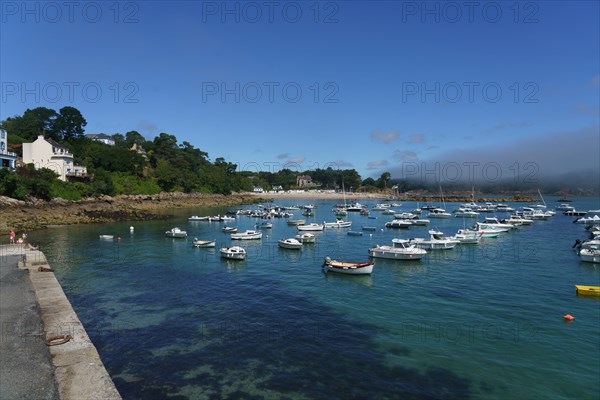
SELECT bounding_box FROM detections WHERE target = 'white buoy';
[130,226,134,232]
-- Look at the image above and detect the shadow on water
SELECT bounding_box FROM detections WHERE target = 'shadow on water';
[72,271,473,400]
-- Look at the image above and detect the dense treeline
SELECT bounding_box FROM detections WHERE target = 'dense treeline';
[1,107,392,201]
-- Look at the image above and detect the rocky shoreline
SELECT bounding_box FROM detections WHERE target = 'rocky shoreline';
[1,192,266,231]
[1,191,540,232]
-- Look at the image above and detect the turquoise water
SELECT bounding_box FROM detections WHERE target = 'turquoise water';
[24,197,600,399]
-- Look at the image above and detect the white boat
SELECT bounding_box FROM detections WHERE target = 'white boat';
[428,208,452,218]
[220,246,246,260]
[188,215,208,221]
[471,223,503,237]
[256,222,273,229]
[166,227,187,238]
[346,202,365,212]
[579,248,600,263]
[99,235,114,240]
[297,223,324,231]
[322,257,374,275]
[409,230,459,250]
[556,204,574,212]
[574,215,600,225]
[222,226,238,233]
[478,217,516,230]
[369,239,427,260]
[503,215,533,226]
[382,209,397,215]
[454,207,479,218]
[323,220,352,228]
[394,212,416,219]
[372,203,390,211]
[231,230,263,240]
[410,217,430,226]
[287,219,305,226]
[295,233,316,243]
[495,204,515,213]
[385,219,412,229]
[523,208,551,220]
[451,229,482,244]
[219,215,236,222]
[192,238,216,248]
[278,238,303,249]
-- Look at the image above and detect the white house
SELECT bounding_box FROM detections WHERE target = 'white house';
[86,133,115,146]
[0,127,17,170]
[22,135,87,181]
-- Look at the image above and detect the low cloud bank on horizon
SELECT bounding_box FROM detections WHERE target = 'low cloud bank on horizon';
[380,125,600,187]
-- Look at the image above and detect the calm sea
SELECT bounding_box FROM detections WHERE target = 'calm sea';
[26,196,600,399]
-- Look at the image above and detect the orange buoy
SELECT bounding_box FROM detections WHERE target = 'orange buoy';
[563,314,575,321]
[118,237,122,241]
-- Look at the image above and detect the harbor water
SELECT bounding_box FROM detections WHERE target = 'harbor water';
[28,197,600,399]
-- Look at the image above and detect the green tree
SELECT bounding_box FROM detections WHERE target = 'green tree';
[54,106,87,140]
[1,107,58,141]
[377,172,391,189]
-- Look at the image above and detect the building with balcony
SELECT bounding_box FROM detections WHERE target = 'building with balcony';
[22,135,87,181]
[86,133,115,146]
[0,127,18,170]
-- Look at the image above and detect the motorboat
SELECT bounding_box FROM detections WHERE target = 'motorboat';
[99,235,114,240]
[192,238,216,248]
[368,239,427,260]
[394,212,416,219]
[409,230,459,250]
[222,226,238,233]
[410,217,430,226]
[556,204,575,212]
[346,202,365,212]
[503,215,533,226]
[478,217,516,230]
[579,248,600,263]
[372,203,390,211]
[427,208,452,218]
[256,221,273,229]
[495,204,515,213]
[382,209,397,215]
[454,207,479,218]
[575,285,600,296]
[473,222,509,235]
[231,230,263,240]
[347,231,363,236]
[287,219,305,226]
[451,229,482,244]
[323,220,352,228]
[294,233,316,243]
[322,257,374,275]
[220,246,246,260]
[297,223,324,231]
[385,219,412,229]
[165,227,187,238]
[188,215,208,221]
[278,238,303,249]
[574,215,600,225]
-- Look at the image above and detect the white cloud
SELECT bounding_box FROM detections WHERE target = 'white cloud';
[407,133,426,144]
[366,160,389,170]
[393,150,418,162]
[370,129,400,144]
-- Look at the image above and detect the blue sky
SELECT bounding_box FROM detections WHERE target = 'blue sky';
[1,1,598,182]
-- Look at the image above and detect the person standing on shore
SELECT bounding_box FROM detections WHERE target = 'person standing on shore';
[9,229,15,244]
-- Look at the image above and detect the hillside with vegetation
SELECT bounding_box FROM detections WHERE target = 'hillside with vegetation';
[2,107,595,202]
[0,107,372,201]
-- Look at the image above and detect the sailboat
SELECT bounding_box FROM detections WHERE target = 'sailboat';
[532,189,547,210]
[428,184,451,218]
